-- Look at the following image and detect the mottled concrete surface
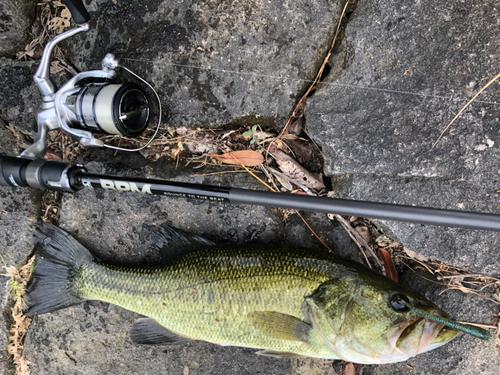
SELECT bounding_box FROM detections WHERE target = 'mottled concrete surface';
[62,0,343,128]
[0,0,37,58]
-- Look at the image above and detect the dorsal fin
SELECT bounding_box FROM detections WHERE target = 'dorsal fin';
[143,223,216,263]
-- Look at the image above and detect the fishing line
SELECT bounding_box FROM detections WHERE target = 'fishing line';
[398,298,492,340]
[121,57,500,106]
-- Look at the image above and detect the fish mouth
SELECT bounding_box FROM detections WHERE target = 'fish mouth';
[396,308,460,357]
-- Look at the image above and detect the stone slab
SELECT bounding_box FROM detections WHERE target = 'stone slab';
[306,0,500,273]
[62,0,343,128]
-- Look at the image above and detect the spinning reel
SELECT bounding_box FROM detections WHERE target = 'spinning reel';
[21,0,160,159]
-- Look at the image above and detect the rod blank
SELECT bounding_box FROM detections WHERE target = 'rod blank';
[230,188,500,231]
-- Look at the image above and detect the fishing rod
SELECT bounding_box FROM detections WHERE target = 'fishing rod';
[2,0,500,232]
[1,155,500,232]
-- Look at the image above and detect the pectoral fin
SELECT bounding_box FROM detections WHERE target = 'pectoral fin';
[129,318,189,345]
[249,311,312,343]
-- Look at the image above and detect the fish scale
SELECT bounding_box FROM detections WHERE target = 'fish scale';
[77,246,339,358]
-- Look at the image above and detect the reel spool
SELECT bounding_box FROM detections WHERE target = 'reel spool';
[70,82,150,137]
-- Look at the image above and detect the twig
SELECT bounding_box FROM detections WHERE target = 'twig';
[237,158,333,253]
[456,322,497,330]
[274,1,351,143]
[439,284,500,305]
[295,211,334,253]
[259,165,281,192]
[400,255,436,274]
[55,56,77,75]
[335,214,386,275]
[190,170,252,177]
[437,274,483,280]
[432,71,500,148]
[226,153,274,191]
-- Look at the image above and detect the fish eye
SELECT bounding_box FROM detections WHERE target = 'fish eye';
[390,294,410,312]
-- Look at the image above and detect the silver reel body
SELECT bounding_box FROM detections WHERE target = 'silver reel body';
[21,23,154,159]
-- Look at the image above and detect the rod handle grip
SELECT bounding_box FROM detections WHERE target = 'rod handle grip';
[0,155,32,187]
[0,155,85,193]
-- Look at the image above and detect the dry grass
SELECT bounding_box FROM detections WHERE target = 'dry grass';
[376,233,500,303]
[2,255,36,375]
[17,0,71,65]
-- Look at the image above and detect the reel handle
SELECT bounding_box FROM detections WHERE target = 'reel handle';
[0,155,85,193]
[62,0,90,24]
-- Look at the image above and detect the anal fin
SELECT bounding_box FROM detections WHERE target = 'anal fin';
[129,318,189,346]
[256,349,303,358]
[249,311,312,343]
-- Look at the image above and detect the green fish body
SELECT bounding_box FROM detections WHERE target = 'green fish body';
[26,223,460,364]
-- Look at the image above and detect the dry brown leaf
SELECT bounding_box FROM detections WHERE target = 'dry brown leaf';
[7,256,35,375]
[270,148,325,190]
[47,7,71,34]
[206,150,264,167]
[355,226,371,246]
[49,61,65,75]
[378,248,399,282]
[339,362,363,375]
[44,149,63,161]
[287,117,304,136]
[6,125,31,149]
[283,137,313,163]
[274,173,293,191]
[171,148,181,160]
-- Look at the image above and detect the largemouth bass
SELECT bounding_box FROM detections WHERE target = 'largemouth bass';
[25,222,461,364]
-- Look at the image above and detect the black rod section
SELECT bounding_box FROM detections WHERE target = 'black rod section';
[74,171,500,232]
[229,188,500,231]
[78,173,231,202]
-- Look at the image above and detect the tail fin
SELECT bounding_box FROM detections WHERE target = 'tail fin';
[24,222,93,316]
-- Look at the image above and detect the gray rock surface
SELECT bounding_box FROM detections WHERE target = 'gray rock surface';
[306,0,500,273]
[0,0,37,57]
[0,119,40,374]
[62,0,343,128]
[0,58,39,134]
[0,0,498,374]
[304,0,500,372]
